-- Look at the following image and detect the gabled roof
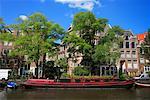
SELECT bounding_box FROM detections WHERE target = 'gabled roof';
[137,32,148,41]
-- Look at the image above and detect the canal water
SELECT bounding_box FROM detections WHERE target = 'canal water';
[0,88,150,100]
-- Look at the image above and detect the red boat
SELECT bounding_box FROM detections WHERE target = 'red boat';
[21,79,134,89]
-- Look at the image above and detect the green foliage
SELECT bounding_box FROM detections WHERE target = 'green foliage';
[141,29,150,62]
[119,73,127,81]
[64,12,124,76]
[73,66,90,76]
[93,44,109,64]
[64,12,108,69]
[56,58,68,71]
[63,32,92,57]
[0,32,14,42]
[0,13,65,78]
[93,26,123,65]
[73,11,108,45]
[9,13,65,61]
[61,73,70,78]
[73,12,96,31]
[70,75,113,79]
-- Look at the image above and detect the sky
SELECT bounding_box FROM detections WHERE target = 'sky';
[0,0,150,34]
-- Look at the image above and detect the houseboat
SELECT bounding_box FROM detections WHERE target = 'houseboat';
[21,78,134,89]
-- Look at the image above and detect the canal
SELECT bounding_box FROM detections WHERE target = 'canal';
[0,88,150,100]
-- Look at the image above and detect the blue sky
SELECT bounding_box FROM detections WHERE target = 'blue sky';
[0,0,150,34]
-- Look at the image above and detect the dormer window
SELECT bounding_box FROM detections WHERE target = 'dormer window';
[125,36,129,40]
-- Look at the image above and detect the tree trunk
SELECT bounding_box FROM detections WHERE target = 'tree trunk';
[35,61,39,79]
[42,53,46,78]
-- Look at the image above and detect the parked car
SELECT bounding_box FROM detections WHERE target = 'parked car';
[134,73,150,80]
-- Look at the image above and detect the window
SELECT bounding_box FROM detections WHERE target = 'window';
[25,65,28,70]
[125,36,129,40]
[132,51,136,55]
[106,67,110,75]
[140,48,144,54]
[121,51,124,54]
[128,60,131,63]
[14,59,18,64]
[133,60,137,63]
[126,51,130,54]
[131,42,135,48]
[120,42,123,48]
[126,42,129,48]
[145,68,147,71]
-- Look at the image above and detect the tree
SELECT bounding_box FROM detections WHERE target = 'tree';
[63,31,92,59]
[8,13,65,78]
[73,12,108,46]
[55,58,68,71]
[142,29,150,62]
[64,12,108,73]
[0,19,19,80]
[93,26,123,66]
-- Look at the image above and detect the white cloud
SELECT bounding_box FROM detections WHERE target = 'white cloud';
[55,0,101,11]
[19,15,28,21]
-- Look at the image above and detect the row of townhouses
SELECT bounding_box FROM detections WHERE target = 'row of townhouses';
[0,25,149,77]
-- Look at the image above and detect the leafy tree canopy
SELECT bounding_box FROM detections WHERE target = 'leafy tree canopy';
[142,29,150,61]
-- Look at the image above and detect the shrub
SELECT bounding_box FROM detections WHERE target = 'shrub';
[119,73,127,80]
[61,73,70,78]
[73,66,90,76]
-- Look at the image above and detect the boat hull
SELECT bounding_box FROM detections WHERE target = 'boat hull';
[135,82,150,88]
[21,79,134,89]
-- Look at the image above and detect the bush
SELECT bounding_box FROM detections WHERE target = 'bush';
[73,66,90,76]
[119,73,127,80]
[61,73,70,78]
[69,76,113,79]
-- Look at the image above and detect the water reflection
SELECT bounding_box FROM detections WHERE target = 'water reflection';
[0,91,7,100]
[0,88,150,100]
